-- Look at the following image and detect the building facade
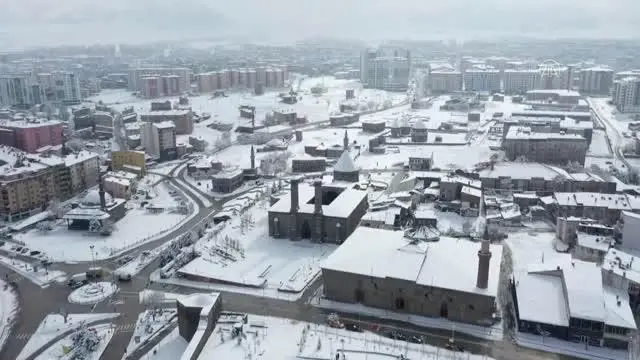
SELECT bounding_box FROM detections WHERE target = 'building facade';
[428,71,463,93]
[140,109,194,135]
[141,121,177,161]
[613,77,640,113]
[579,67,614,95]
[503,127,588,165]
[0,120,64,153]
[503,70,538,94]
[463,70,501,92]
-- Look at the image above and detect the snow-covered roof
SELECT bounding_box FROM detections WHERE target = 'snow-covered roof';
[461,186,481,198]
[441,174,481,189]
[576,233,613,253]
[140,109,191,117]
[154,121,176,129]
[212,168,243,179]
[333,151,358,173]
[564,261,605,322]
[414,207,437,220]
[412,118,426,129]
[82,189,115,208]
[322,227,503,297]
[505,126,585,141]
[514,267,569,327]
[269,183,368,219]
[603,287,637,329]
[554,192,632,211]
[526,89,581,97]
[603,248,640,286]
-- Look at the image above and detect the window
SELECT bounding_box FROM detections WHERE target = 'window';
[468,304,475,311]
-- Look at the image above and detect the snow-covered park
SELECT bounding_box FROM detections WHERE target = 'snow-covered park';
[17,313,119,360]
[153,198,335,301]
[68,282,119,305]
[34,323,114,360]
[13,179,196,262]
[0,254,66,288]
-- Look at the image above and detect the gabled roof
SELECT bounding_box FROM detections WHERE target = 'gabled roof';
[334,151,358,173]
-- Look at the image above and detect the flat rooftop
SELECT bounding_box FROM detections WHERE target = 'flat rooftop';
[269,182,368,218]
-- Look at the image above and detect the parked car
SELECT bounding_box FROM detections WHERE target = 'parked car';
[408,336,423,344]
[345,323,363,332]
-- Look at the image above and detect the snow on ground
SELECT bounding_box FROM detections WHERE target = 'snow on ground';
[34,323,114,360]
[114,249,161,279]
[0,254,66,288]
[198,314,496,360]
[587,129,612,157]
[17,313,119,360]
[15,181,196,262]
[154,198,336,301]
[125,309,177,355]
[138,327,188,360]
[147,160,184,176]
[68,282,119,305]
[0,280,18,352]
[87,77,405,151]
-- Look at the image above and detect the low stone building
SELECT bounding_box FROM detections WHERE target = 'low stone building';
[411,118,428,143]
[211,168,244,193]
[362,119,385,133]
[291,157,326,173]
[321,227,502,324]
[503,126,588,165]
[268,178,368,243]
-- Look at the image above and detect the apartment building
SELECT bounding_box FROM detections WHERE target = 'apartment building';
[111,150,146,175]
[579,67,614,95]
[503,126,588,165]
[428,71,463,93]
[361,49,411,92]
[141,121,177,161]
[613,77,640,113]
[503,70,538,94]
[536,66,571,90]
[140,109,194,135]
[195,67,285,93]
[463,70,501,92]
[0,147,99,222]
[37,71,81,103]
[127,67,191,95]
[0,119,64,153]
[0,75,45,107]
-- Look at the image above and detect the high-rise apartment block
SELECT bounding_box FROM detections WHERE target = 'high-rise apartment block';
[613,77,640,113]
[579,67,614,95]
[128,68,191,98]
[503,70,538,94]
[427,70,463,94]
[360,49,411,92]
[195,67,285,93]
[0,75,45,107]
[463,70,501,92]
[0,119,63,153]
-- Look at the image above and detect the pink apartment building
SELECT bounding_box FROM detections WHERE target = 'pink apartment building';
[0,120,64,153]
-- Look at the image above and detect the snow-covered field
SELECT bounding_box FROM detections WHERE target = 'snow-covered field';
[0,281,18,352]
[17,313,119,360]
[0,254,66,287]
[197,314,496,360]
[125,309,177,355]
[68,282,119,305]
[156,199,335,301]
[88,77,406,152]
[14,181,195,262]
[34,323,114,360]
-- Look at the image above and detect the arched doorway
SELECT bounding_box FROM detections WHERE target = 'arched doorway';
[394,297,405,310]
[440,302,449,318]
[355,289,365,303]
[301,220,311,239]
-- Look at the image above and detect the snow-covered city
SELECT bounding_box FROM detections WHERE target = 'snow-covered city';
[3,4,640,360]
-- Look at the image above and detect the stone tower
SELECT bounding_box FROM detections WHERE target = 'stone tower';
[343,130,349,150]
[250,145,255,169]
[313,179,324,242]
[288,177,300,241]
[476,237,492,289]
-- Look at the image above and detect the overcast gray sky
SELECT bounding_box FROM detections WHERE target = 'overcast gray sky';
[2,0,639,49]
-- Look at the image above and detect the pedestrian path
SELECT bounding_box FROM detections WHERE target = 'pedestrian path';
[114,323,137,333]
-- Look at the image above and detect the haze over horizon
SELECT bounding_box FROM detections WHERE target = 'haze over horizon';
[2,0,640,49]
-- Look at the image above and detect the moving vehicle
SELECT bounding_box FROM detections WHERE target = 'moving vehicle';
[86,267,103,278]
[344,323,363,332]
[327,313,344,329]
[68,273,87,286]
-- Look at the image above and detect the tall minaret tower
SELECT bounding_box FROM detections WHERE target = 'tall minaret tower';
[343,130,349,151]
[476,227,492,289]
[250,145,255,169]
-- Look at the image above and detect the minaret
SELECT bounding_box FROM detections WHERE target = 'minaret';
[288,177,300,241]
[343,130,349,150]
[250,145,255,169]
[313,179,324,242]
[476,228,492,289]
[98,176,106,210]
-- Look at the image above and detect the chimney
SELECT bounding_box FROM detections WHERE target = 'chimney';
[476,239,492,289]
[290,177,299,213]
[250,146,255,169]
[314,179,323,214]
[98,176,106,209]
